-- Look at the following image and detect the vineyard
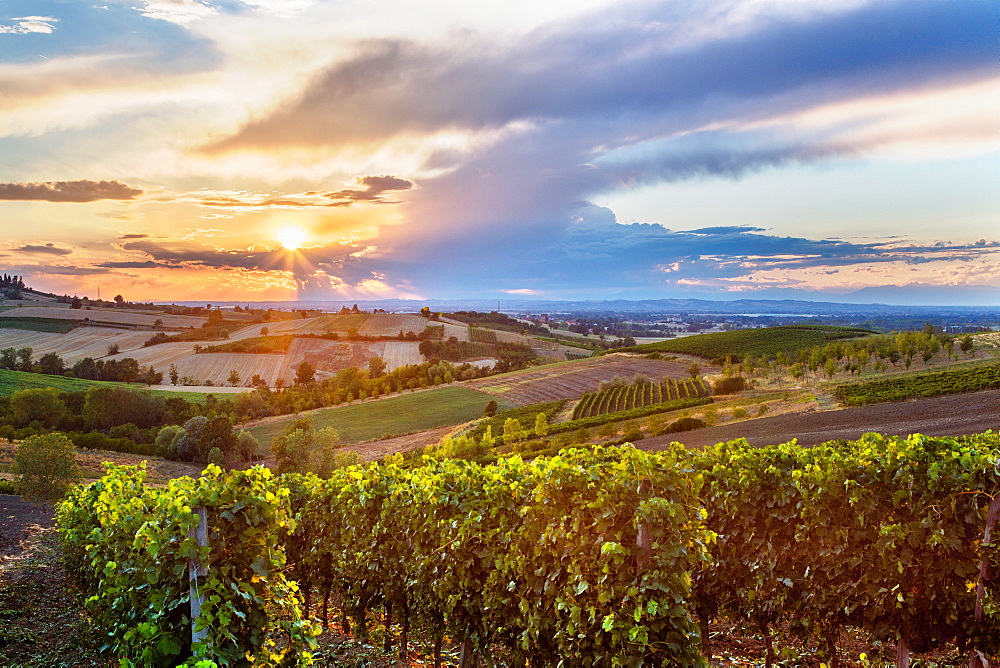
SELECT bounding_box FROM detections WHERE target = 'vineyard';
[573,376,710,418]
[468,354,714,406]
[834,362,1000,406]
[619,325,876,361]
[468,326,498,344]
[56,432,1000,665]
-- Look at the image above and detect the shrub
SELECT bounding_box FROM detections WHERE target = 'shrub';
[712,376,748,395]
[661,417,706,434]
[15,432,80,502]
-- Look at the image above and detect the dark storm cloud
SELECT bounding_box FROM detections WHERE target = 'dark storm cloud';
[0,180,142,202]
[13,243,72,255]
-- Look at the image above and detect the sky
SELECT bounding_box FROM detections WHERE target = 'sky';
[0,0,997,304]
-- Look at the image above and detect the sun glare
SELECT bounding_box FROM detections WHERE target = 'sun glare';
[276,226,307,250]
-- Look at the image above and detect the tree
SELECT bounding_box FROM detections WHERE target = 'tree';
[483,399,498,418]
[294,360,316,386]
[502,417,522,445]
[16,347,33,372]
[10,387,66,428]
[106,343,120,356]
[14,433,80,504]
[227,369,242,387]
[270,419,345,476]
[71,297,83,309]
[686,363,701,379]
[368,356,386,379]
[37,352,65,375]
[534,412,548,437]
[114,294,124,305]
[153,318,163,329]
[0,347,16,370]
[169,363,179,385]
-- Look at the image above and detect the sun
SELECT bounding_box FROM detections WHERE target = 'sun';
[275,226,307,250]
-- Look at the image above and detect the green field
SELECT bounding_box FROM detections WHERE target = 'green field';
[834,362,1000,406]
[248,386,517,447]
[0,369,215,402]
[618,325,876,361]
[0,317,75,333]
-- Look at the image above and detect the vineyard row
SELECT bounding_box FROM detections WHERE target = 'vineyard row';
[573,376,709,419]
[58,433,1000,666]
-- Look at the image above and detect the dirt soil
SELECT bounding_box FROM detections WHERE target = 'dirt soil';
[641,388,1000,452]
[0,493,54,557]
[0,501,100,666]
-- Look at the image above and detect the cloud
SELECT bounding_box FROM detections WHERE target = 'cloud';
[97,260,163,268]
[13,243,72,256]
[0,16,59,34]
[209,0,994,154]
[323,175,415,203]
[0,180,143,202]
[118,237,383,288]
[119,233,150,239]
[133,0,216,24]
[166,176,414,212]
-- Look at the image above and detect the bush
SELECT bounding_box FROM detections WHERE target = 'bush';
[15,432,80,502]
[712,376,748,395]
[660,417,706,435]
[0,478,17,494]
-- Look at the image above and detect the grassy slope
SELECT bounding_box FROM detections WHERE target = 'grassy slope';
[0,317,75,333]
[248,386,517,447]
[618,325,876,360]
[0,369,215,402]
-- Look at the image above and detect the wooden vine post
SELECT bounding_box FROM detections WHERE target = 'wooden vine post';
[969,493,1000,668]
[188,506,209,647]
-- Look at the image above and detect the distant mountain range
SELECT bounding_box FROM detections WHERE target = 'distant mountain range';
[165,286,1000,316]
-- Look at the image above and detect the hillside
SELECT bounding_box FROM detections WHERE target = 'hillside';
[618,325,876,361]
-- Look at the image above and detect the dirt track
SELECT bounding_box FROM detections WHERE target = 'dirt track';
[641,388,1000,452]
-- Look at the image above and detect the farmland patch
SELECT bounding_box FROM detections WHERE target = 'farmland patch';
[466,354,718,406]
[247,386,514,446]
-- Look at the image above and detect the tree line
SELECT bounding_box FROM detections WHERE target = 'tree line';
[0,347,162,384]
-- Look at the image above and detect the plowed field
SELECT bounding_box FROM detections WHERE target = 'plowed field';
[467,354,717,406]
[640,388,1000,453]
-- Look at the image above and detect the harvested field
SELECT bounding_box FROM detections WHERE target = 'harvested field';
[0,326,152,363]
[285,338,372,377]
[378,341,424,369]
[467,354,718,406]
[0,306,205,329]
[358,314,428,337]
[108,343,289,386]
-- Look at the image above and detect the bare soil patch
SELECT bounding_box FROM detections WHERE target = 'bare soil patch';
[641,388,1000,452]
